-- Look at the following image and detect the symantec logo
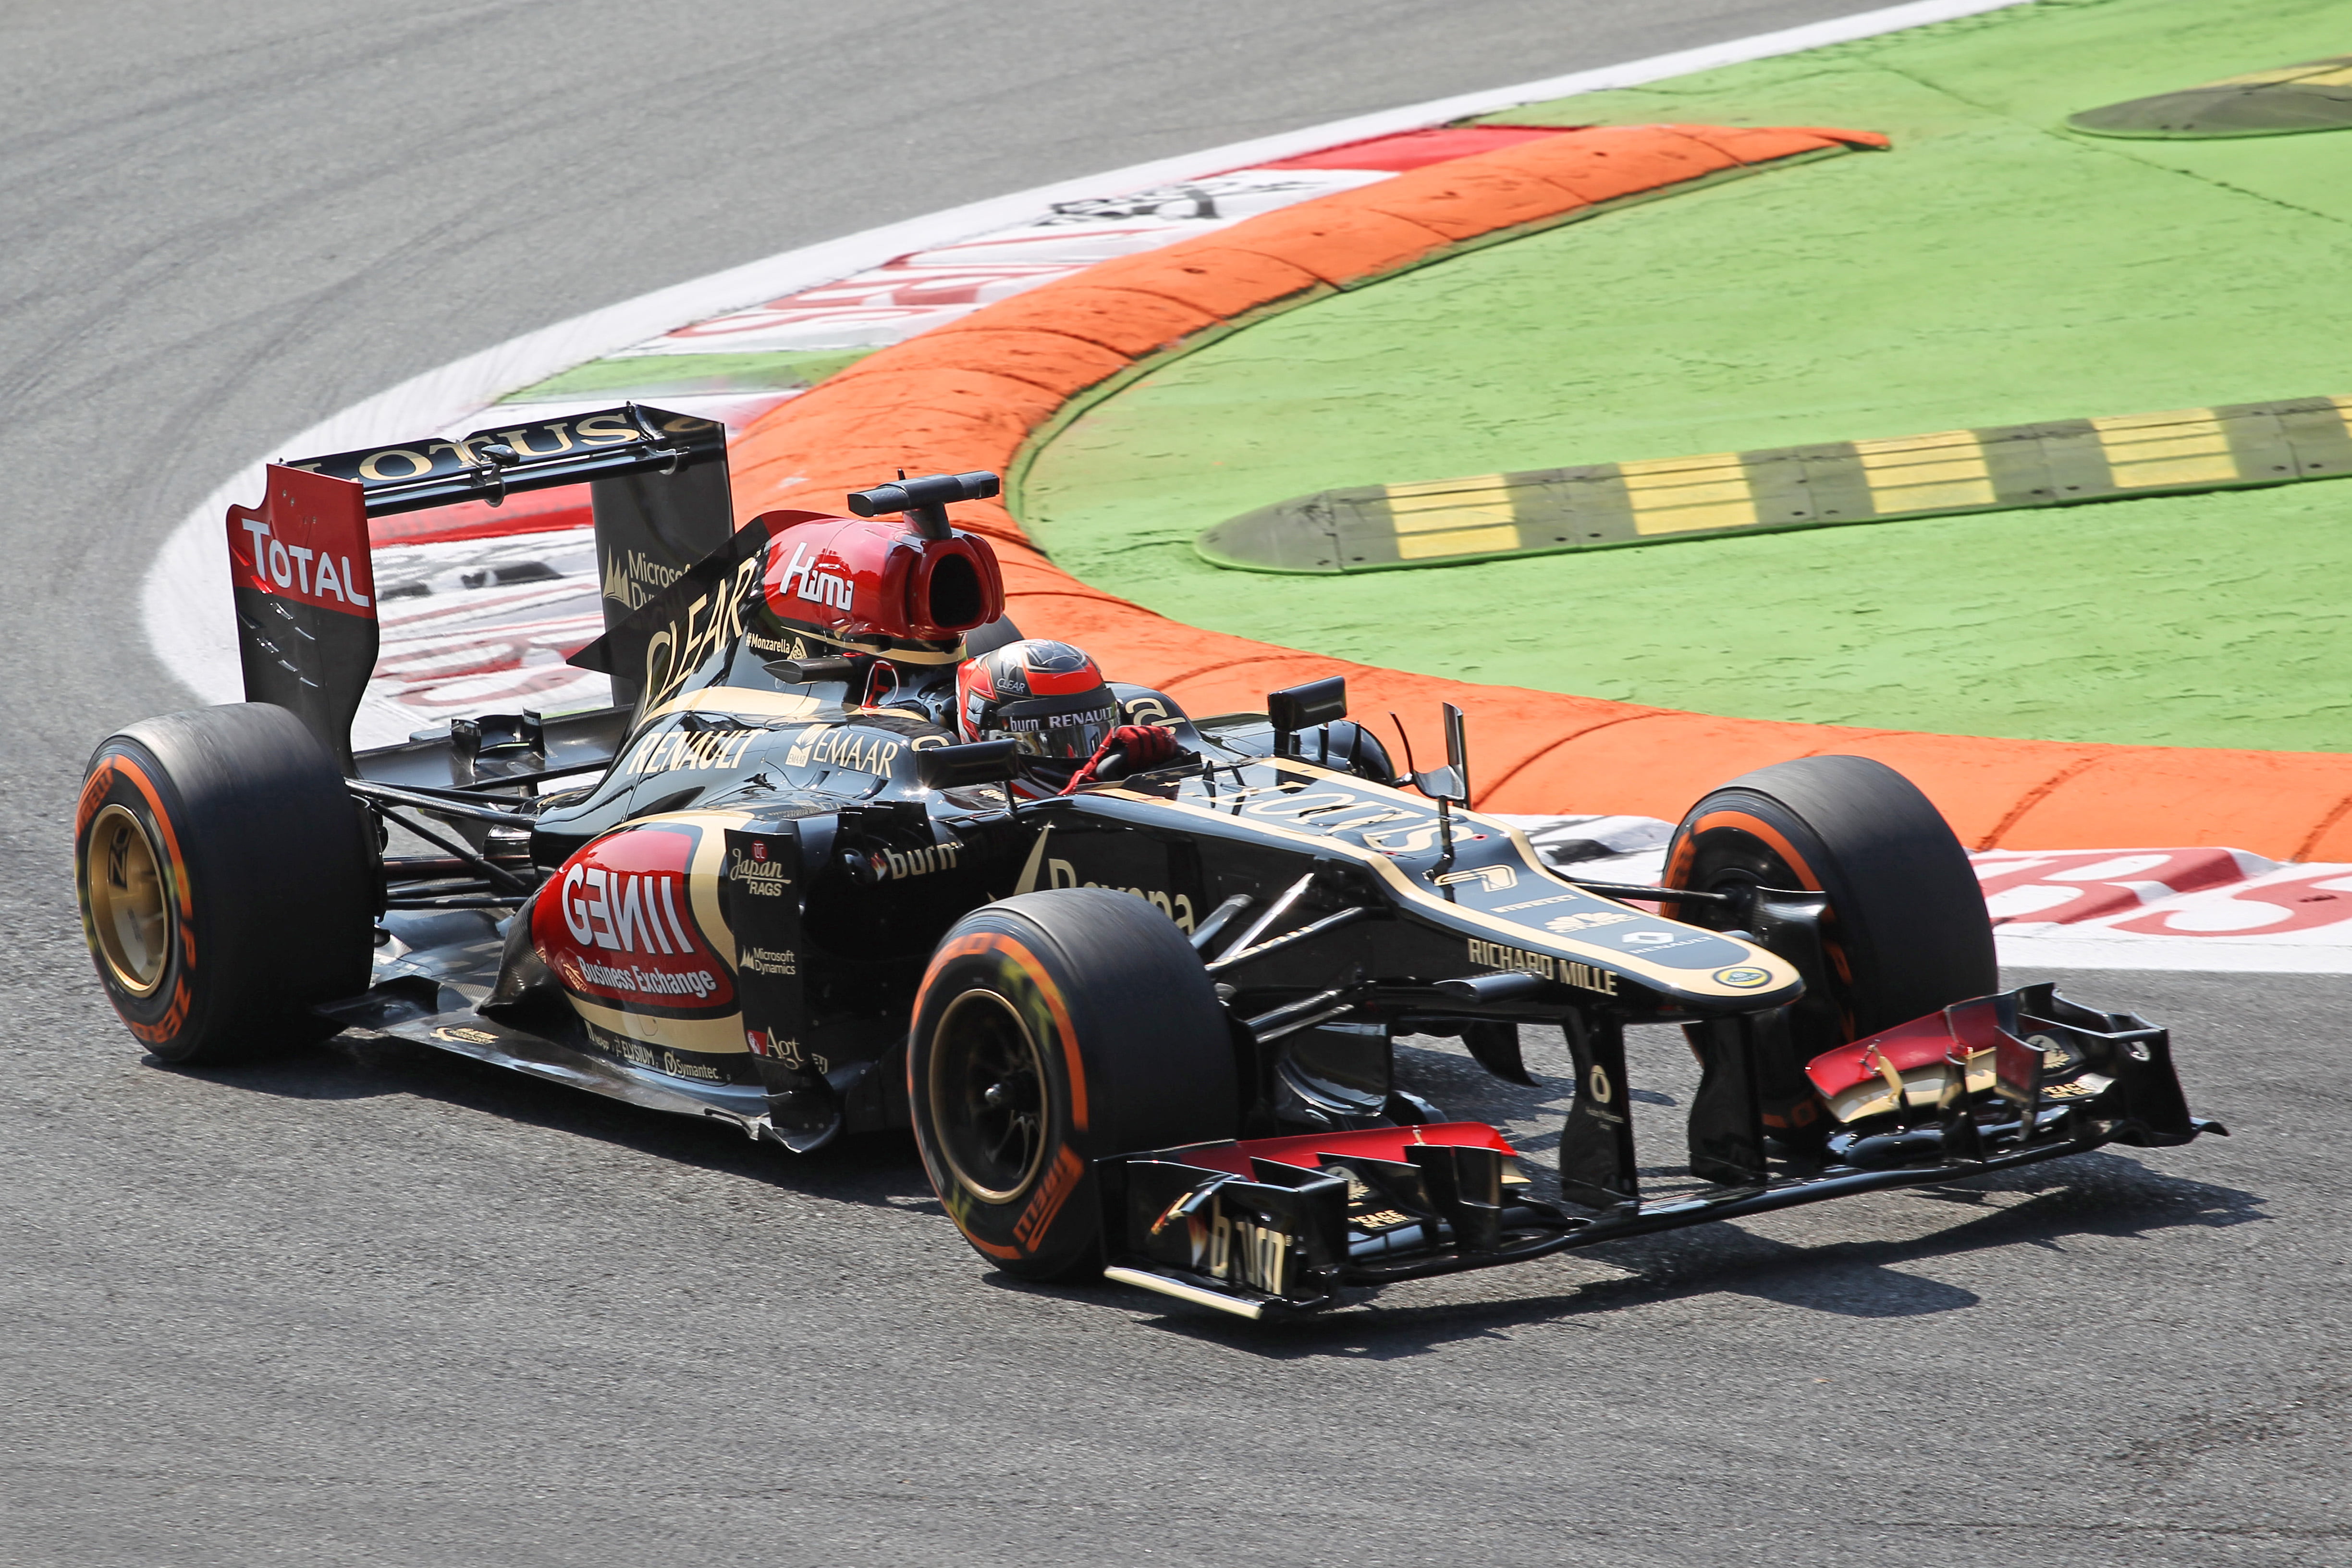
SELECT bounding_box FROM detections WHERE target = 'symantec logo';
[533,823,735,1014]
[226,466,377,617]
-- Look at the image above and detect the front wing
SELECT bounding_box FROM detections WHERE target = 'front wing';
[1098,983,2222,1319]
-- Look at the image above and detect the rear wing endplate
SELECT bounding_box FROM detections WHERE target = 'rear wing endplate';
[226,404,731,770]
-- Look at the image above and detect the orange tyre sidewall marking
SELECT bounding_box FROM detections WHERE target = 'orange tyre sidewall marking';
[74,762,114,836]
[1669,807,1822,893]
[79,752,199,1042]
[919,929,1088,1135]
[914,927,1094,1261]
[1012,1146,1087,1254]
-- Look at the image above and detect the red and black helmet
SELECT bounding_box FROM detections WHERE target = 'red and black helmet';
[956,639,1120,773]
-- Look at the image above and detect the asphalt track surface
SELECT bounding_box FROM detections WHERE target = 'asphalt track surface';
[3,3,2345,1564]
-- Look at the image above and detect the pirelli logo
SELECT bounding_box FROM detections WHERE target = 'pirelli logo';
[1014,1146,1086,1251]
[1467,937,1617,997]
[1195,394,2352,574]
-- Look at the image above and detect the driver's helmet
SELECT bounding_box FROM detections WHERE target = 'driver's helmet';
[956,639,1120,782]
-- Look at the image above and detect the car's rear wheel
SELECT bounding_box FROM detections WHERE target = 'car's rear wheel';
[75,703,377,1064]
[910,888,1239,1279]
[1664,755,1995,1130]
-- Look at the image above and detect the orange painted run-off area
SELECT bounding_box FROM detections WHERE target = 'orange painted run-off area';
[728,124,2352,860]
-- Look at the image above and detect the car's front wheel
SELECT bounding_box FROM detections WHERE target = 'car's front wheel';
[1664,755,1996,1136]
[909,889,1239,1279]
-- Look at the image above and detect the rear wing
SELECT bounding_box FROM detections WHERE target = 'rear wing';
[226,404,730,770]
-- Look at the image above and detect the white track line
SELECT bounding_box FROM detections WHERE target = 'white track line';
[144,0,2032,703]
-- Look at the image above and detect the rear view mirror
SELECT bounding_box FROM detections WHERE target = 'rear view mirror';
[1390,701,1470,806]
[1267,676,1347,759]
[1413,702,1471,804]
[765,656,859,685]
[916,739,1020,791]
[1414,763,1465,801]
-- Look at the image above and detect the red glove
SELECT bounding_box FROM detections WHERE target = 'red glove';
[1061,724,1180,794]
[1108,724,1179,769]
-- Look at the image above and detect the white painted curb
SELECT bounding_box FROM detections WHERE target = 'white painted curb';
[144,0,2032,704]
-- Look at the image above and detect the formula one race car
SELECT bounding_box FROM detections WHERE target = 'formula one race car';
[75,405,2222,1317]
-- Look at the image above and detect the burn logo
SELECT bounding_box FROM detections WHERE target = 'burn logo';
[870,840,965,882]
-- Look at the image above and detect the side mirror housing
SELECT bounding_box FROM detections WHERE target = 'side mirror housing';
[765,656,859,684]
[916,738,1020,791]
[1267,676,1348,759]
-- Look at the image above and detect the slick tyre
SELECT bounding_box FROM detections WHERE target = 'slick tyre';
[75,703,377,1064]
[910,888,1238,1279]
[1666,755,1995,1049]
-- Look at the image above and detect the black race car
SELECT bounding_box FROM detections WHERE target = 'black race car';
[75,406,2220,1318]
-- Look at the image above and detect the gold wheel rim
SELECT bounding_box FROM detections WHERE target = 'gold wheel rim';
[86,804,171,998]
[928,988,1051,1205]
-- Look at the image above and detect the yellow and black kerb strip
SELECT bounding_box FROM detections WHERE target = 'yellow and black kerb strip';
[1192,395,2352,574]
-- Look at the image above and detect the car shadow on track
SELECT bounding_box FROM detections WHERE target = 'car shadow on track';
[159,1029,2264,1330]
[1039,1153,2266,1360]
[156,1031,942,1214]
